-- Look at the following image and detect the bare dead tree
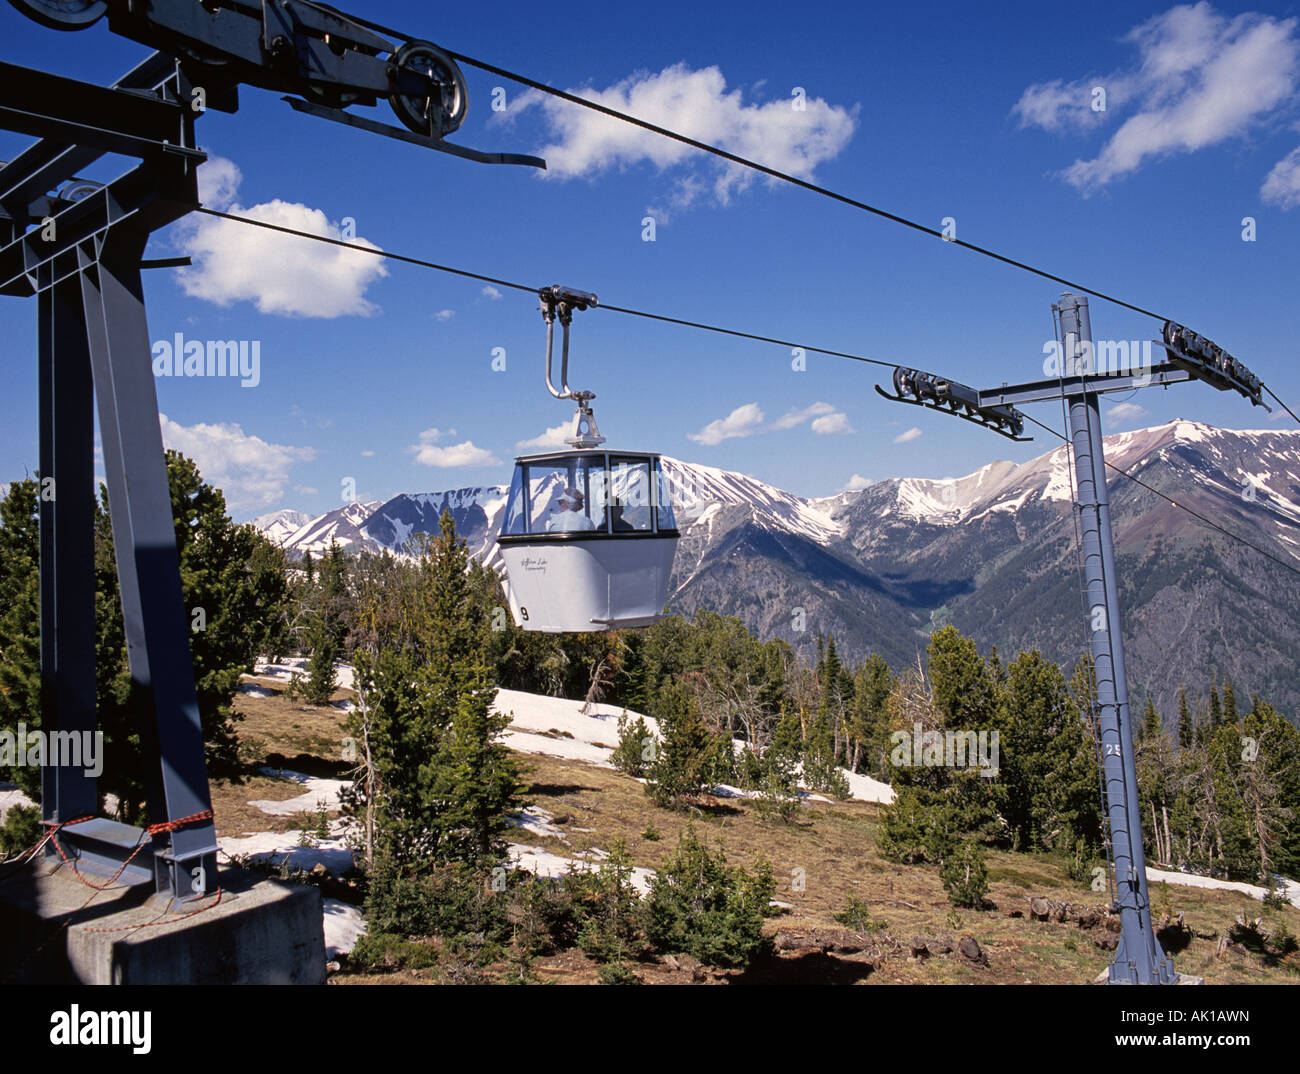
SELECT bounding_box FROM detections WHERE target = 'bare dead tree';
[1229,726,1294,883]
[698,669,770,756]
[582,654,615,715]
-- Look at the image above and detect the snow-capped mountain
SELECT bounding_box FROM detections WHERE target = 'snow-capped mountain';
[269,501,381,557]
[256,420,1300,719]
[250,508,312,547]
[362,487,510,566]
[662,457,844,543]
[815,419,1300,717]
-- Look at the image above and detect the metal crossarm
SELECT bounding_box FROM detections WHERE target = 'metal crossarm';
[975,364,1191,409]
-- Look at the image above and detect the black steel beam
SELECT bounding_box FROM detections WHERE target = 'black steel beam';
[0,62,195,161]
[38,275,98,824]
[0,160,200,297]
[79,234,218,897]
[0,52,182,225]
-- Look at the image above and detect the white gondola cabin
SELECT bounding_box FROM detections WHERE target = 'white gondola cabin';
[497,449,679,632]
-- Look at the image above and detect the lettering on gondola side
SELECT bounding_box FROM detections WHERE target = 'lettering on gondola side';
[520,555,549,573]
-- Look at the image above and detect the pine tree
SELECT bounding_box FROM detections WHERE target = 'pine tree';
[247,538,293,662]
[366,512,524,868]
[301,540,348,705]
[987,645,1005,689]
[1177,685,1193,749]
[1222,679,1238,724]
[618,632,651,714]
[646,678,718,808]
[1208,678,1222,730]
[850,653,893,774]
[1241,700,1300,879]
[1142,696,1160,740]
[646,826,775,968]
[2,456,292,814]
[0,479,41,798]
[993,649,1099,851]
[926,625,993,728]
[426,514,523,862]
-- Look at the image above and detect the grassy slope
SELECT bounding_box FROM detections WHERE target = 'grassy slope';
[216,680,1300,986]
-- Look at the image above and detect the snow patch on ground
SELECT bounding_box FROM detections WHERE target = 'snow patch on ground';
[248,768,349,816]
[841,769,897,805]
[252,658,356,692]
[1148,867,1300,909]
[494,688,661,766]
[323,898,366,960]
[508,842,655,895]
[508,805,567,841]
[217,820,356,875]
[494,689,892,804]
[792,762,896,805]
[501,730,615,766]
[711,782,831,804]
[494,688,659,745]
[238,683,275,698]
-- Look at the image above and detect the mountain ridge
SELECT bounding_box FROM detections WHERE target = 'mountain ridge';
[255,419,1300,718]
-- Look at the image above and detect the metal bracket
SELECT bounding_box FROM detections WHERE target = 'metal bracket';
[589,615,671,628]
[284,97,545,167]
[566,394,605,449]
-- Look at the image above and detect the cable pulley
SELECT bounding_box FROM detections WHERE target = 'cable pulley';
[875,366,1029,441]
[1161,321,1267,409]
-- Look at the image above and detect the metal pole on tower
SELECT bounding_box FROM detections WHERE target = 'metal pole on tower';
[1056,292,1176,984]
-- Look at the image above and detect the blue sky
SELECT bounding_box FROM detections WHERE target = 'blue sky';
[2,0,1299,520]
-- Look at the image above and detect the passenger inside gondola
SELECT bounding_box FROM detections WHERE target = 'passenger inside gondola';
[547,487,597,531]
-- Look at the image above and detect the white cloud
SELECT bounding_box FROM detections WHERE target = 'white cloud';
[433,309,455,322]
[360,449,375,457]
[688,403,766,445]
[159,413,316,514]
[1262,145,1300,207]
[689,400,852,445]
[1106,401,1149,424]
[1012,80,1114,135]
[408,428,499,468]
[1014,4,1300,192]
[481,285,503,300]
[516,422,575,452]
[893,427,922,444]
[771,401,836,430]
[510,64,857,208]
[843,473,873,491]
[177,156,388,317]
[198,156,241,210]
[811,412,853,435]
